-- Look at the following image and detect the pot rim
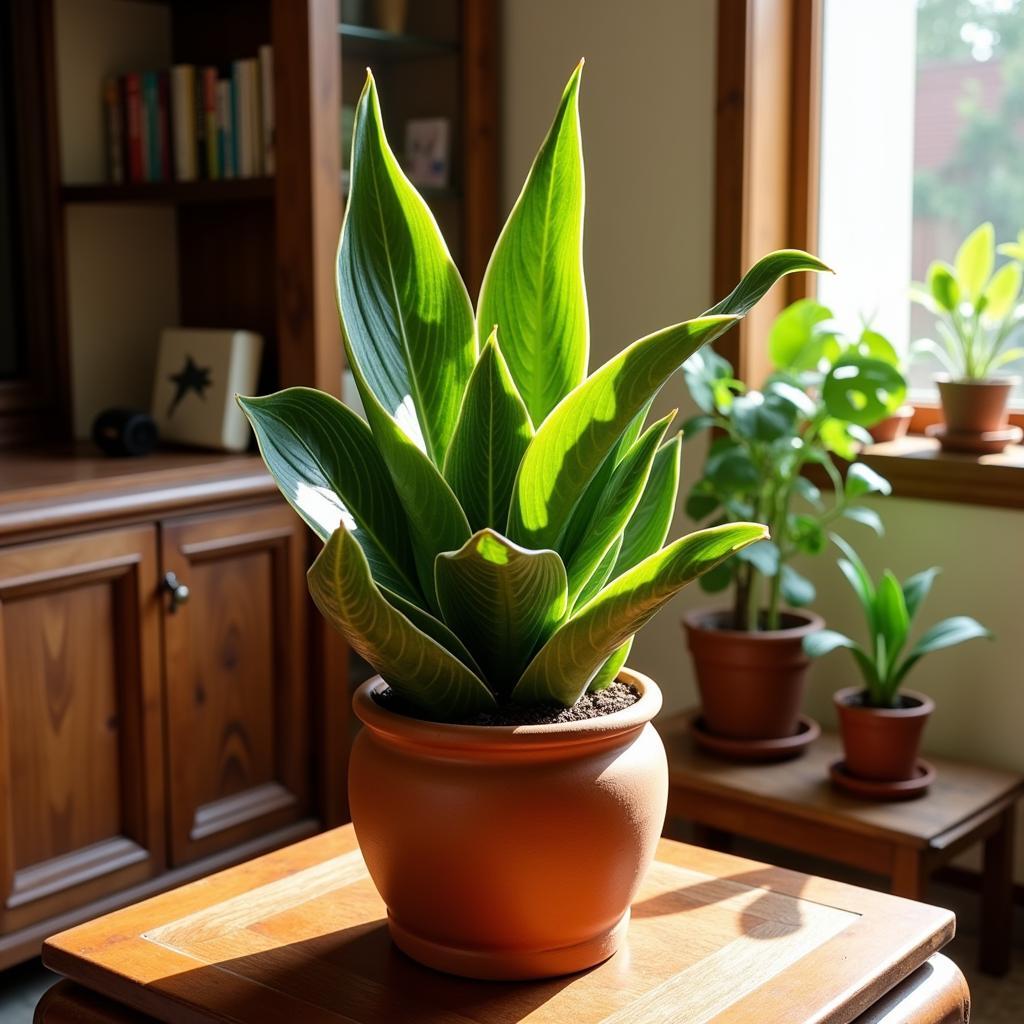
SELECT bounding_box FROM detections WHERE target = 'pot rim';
[682,607,825,642]
[352,667,662,753]
[935,373,1022,388]
[833,686,935,718]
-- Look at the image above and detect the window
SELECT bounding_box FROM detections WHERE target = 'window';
[816,0,1024,404]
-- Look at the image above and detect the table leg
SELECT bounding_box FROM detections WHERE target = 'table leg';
[890,848,927,902]
[980,807,1015,977]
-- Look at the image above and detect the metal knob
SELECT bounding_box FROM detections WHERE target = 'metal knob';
[162,571,190,613]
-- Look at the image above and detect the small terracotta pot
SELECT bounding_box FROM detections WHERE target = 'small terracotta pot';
[834,686,934,782]
[868,404,914,444]
[936,376,1019,434]
[348,669,668,980]
[683,609,824,740]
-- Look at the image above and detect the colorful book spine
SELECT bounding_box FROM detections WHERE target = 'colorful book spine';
[103,77,124,184]
[202,67,219,180]
[247,59,263,176]
[231,60,248,177]
[170,65,196,182]
[123,73,143,184]
[142,71,159,182]
[158,71,172,183]
[217,79,235,179]
[258,45,275,176]
[194,66,207,180]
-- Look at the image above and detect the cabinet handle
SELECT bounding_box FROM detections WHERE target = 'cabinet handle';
[162,571,190,613]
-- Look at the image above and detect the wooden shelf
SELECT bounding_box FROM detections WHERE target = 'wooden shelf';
[60,178,275,206]
[338,23,459,59]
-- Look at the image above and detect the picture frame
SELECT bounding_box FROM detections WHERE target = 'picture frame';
[404,117,450,189]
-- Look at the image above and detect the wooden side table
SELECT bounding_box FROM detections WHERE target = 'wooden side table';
[37,824,964,1023]
[662,711,1024,976]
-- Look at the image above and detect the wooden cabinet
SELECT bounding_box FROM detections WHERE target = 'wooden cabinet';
[0,526,166,936]
[0,450,343,969]
[160,505,308,865]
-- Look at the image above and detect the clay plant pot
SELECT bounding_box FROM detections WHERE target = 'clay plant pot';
[834,686,934,782]
[867,404,914,444]
[682,609,824,740]
[936,376,1018,434]
[347,668,668,980]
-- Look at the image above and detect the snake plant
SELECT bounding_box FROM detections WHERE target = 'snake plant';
[239,65,828,720]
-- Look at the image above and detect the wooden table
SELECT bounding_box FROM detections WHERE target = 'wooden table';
[663,711,1024,977]
[37,824,966,1023]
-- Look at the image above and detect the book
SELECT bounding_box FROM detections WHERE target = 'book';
[232,60,250,177]
[142,71,159,182]
[194,65,207,179]
[202,67,219,180]
[158,71,172,182]
[217,79,235,179]
[234,59,260,177]
[170,65,197,181]
[123,73,143,184]
[258,45,275,176]
[102,77,124,184]
[248,59,263,175]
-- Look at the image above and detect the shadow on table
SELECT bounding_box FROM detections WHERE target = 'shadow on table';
[631,867,809,940]
[158,917,588,1023]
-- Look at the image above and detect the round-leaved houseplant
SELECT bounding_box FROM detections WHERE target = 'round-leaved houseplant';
[239,65,825,980]
[680,298,903,752]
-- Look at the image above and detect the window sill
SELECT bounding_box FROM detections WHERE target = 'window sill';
[859,436,1024,511]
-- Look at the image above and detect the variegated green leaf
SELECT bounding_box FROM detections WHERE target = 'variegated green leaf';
[588,637,633,693]
[309,526,495,717]
[614,432,681,575]
[383,587,484,677]
[478,62,587,426]
[575,535,622,610]
[238,389,420,602]
[435,530,567,694]
[704,250,832,318]
[512,522,768,706]
[565,412,672,606]
[443,331,533,531]
[338,72,475,464]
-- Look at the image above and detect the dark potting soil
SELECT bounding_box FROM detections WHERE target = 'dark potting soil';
[844,691,923,710]
[373,680,641,726]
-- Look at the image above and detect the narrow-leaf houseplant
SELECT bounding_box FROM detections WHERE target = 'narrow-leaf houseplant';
[240,65,826,980]
[681,298,903,747]
[805,538,990,794]
[911,221,1024,451]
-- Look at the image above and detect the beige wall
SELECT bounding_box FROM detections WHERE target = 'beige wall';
[502,0,1024,880]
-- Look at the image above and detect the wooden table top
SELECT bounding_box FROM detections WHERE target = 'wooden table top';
[43,824,955,1024]
[662,711,1024,850]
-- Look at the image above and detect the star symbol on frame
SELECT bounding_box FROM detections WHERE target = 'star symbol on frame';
[167,355,213,417]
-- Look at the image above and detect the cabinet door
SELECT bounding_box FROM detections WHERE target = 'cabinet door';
[0,526,165,935]
[160,504,309,865]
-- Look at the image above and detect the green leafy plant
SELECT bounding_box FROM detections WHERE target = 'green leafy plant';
[804,538,991,708]
[239,65,828,720]
[683,299,905,633]
[911,222,1024,380]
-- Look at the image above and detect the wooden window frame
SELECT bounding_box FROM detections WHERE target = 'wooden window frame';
[714,0,1024,509]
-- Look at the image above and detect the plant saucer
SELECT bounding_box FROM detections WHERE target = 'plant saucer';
[926,423,1022,455]
[686,711,820,762]
[829,759,935,802]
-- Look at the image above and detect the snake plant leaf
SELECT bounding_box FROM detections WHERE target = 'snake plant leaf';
[588,637,633,693]
[876,569,910,663]
[614,433,680,576]
[565,413,672,606]
[443,331,533,531]
[704,250,832,318]
[309,525,495,717]
[477,62,587,426]
[893,616,992,687]
[360,390,471,611]
[512,522,768,706]
[238,389,420,603]
[575,535,622,610]
[508,314,739,552]
[435,529,567,694]
[338,71,475,465]
[383,587,484,677]
[901,566,940,622]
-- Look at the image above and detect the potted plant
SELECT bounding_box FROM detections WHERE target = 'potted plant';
[804,539,990,799]
[680,298,904,754]
[238,66,826,980]
[911,221,1024,452]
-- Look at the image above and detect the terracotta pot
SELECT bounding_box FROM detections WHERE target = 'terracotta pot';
[936,376,1019,434]
[867,404,914,443]
[348,668,668,980]
[682,609,824,740]
[834,686,934,782]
